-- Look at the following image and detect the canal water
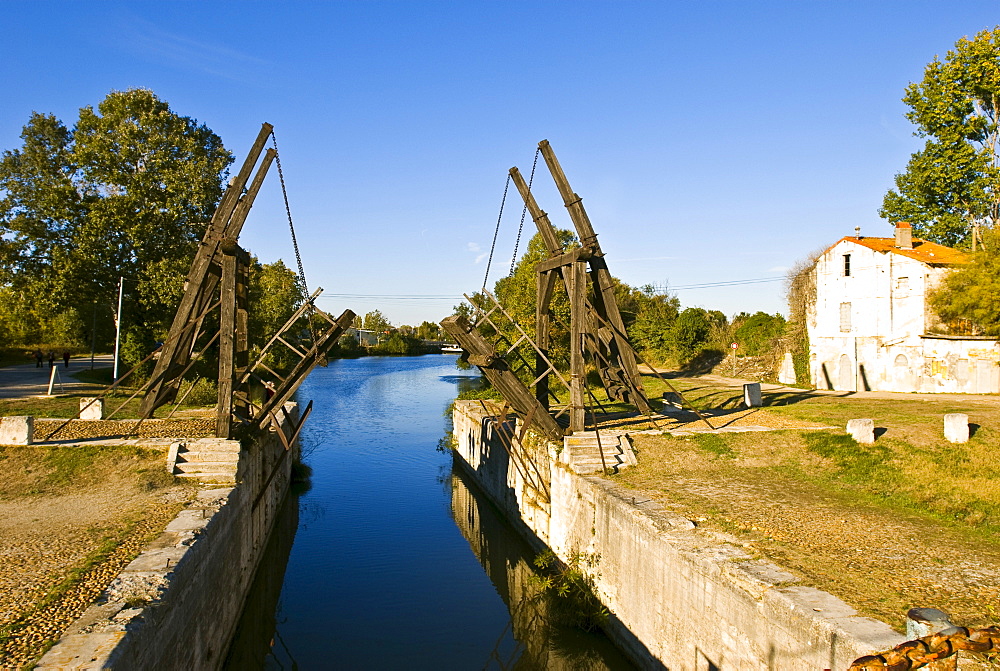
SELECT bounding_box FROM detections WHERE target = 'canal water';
[224,354,633,670]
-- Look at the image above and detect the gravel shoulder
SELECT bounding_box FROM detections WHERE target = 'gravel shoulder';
[0,431,203,669]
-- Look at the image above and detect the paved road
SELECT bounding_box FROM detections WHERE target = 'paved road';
[0,355,114,400]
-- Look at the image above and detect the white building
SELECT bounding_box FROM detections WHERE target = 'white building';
[808,222,1000,393]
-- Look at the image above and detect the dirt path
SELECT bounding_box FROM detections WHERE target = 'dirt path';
[0,442,196,670]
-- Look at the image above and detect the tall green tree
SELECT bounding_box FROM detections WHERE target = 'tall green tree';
[880,28,1000,246]
[0,89,232,345]
[929,227,1000,334]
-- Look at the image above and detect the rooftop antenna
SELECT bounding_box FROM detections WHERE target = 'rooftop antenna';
[855,226,862,238]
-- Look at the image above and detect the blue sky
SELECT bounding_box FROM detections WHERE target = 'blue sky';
[4,2,999,326]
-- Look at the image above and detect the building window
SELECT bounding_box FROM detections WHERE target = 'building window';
[839,302,852,332]
[843,254,851,277]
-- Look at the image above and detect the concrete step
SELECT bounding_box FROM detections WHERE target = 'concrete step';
[186,440,241,454]
[562,432,636,474]
[173,461,238,475]
[573,455,627,464]
[175,472,236,484]
[175,450,240,463]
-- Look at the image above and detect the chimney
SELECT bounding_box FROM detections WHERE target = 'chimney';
[895,222,913,249]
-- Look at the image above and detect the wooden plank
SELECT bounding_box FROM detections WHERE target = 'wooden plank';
[234,254,250,422]
[535,270,558,409]
[216,247,238,439]
[441,315,564,442]
[534,247,593,274]
[224,148,276,239]
[251,310,355,431]
[569,261,587,432]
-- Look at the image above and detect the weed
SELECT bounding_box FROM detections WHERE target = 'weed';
[693,433,735,459]
[532,550,609,632]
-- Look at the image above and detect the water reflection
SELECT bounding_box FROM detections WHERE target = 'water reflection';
[222,355,631,669]
[450,465,634,670]
[223,495,300,670]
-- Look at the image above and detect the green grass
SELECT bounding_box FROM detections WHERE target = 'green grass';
[71,366,114,385]
[0,443,175,498]
[0,384,215,419]
[693,433,736,459]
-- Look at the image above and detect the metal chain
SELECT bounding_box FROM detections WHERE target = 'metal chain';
[850,625,1000,669]
[482,172,510,292]
[270,132,309,297]
[509,147,540,276]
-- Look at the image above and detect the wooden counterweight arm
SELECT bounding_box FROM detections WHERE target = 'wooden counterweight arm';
[509,166,564,257]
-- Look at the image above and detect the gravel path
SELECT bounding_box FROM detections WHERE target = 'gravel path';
[0,490,190,669]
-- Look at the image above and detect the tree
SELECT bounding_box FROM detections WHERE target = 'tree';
[492,229,578,372]
[363,309,392,336]
[627,285,681,363]
[880,28,1000,246]
[669,307,712,364]
[0,89,232,346]
[416,320,441,340]
[929,227,1000,334]
[733,312,786,356]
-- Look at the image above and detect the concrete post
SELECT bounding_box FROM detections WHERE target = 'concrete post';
[743,382,762,408]
[943,414,969,444]
[846,418,875,444]
[778,352,796,385]
[0,416,33,445]
[79,397,104,420]
[906,608,957,670]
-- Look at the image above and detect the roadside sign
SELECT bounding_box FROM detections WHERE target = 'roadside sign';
[730,343,738,349]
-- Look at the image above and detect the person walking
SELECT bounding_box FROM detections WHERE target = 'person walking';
[47,351,55,368]
[63,351,70,368]
[33,349,43,368]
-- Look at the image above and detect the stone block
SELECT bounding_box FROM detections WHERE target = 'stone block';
[743,383,762,408]
[906,607,953,639]
[778,352,796,385]
[0,416,33,445]
[943,413,969,444]
[847,418,874,444]
[80,397,104,420]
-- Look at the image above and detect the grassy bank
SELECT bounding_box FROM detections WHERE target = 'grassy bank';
[610,375,1000,632]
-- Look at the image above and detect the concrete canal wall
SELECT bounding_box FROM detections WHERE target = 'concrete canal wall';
[452,400,904,670]
[36,408,300,671]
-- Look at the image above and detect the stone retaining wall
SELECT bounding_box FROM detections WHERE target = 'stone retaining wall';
[36,409,299,671]
[452,400,904,669]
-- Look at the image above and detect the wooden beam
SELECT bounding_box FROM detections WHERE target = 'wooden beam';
[537,139,652,414]
[441,315,564,442]
[251,309,356,432]
[216,246,238,439]
[534,247,593,274]
[568,260,587,433]
[509,166,563,257]
[535,270,558,409]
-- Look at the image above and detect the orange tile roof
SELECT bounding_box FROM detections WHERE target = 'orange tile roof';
[834,236,969,266]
